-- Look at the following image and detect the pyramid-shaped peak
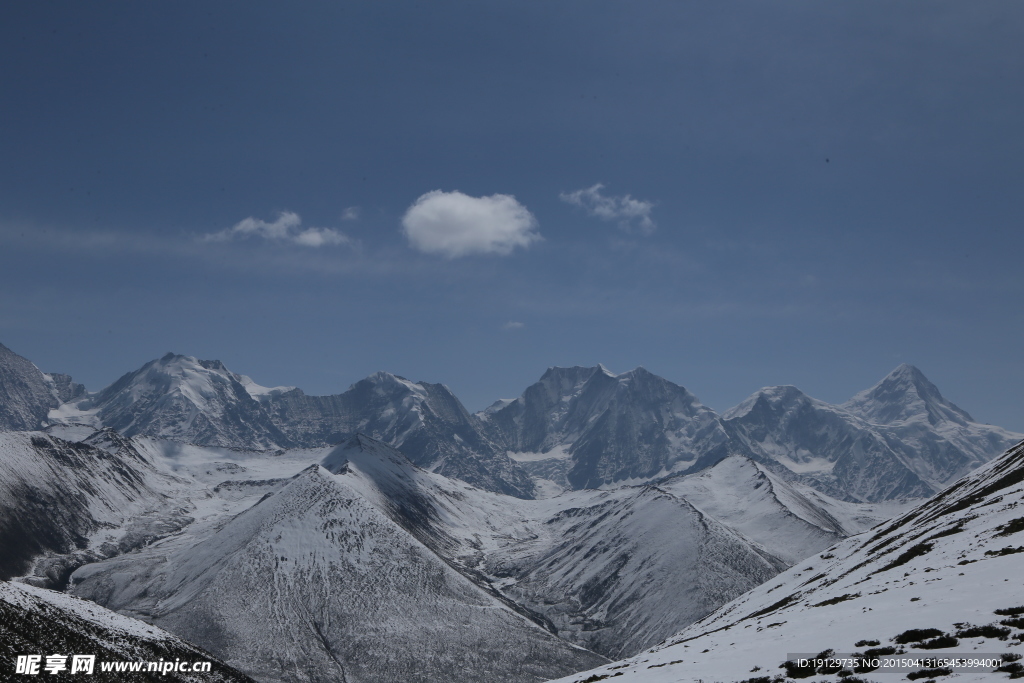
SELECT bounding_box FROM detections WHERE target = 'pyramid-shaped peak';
[323,433,413,470]
[843,364,973,426]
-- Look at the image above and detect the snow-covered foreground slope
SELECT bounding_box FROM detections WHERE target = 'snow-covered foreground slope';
[550,437,1024,683]
[70,436,608,683]
[0,580,254,682]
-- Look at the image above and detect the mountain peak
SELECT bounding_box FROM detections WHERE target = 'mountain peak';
[321,433,416,475]
[722,384,809,420]
[842,364,973,426]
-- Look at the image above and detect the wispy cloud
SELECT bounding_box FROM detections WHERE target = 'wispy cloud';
[402,190,541,258]
[502,321,525,330]
[560,183,656,234]
[203,211,352,248]
[341,207,360,221]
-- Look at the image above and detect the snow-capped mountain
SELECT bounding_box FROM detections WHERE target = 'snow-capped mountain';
[481,365,732,490]
[261,371,535,497]
[843,363,973,425]
[659,455,849,564]
[0,343,84,432]
[54,353,292,451]
[1,580,254,682]
[52,354,534,497]
[0,429,188,586]
[38,351,1020,502]
[724,365,1021,502]
[70,435,606,683]
[481,363,1019,502]
[551,436,1024,683]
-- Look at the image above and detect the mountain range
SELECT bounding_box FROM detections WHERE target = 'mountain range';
[0,340,1021,682]
[15,343,1017,503]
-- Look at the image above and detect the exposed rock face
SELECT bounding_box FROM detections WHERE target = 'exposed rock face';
[0,343,82,431]
[262,372,535,498]
[481,365,732,489]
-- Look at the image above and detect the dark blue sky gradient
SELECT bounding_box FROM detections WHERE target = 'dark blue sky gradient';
[1,2,1022,429]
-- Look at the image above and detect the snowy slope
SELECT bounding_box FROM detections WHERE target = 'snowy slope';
[70,436,607,683]
[483,485,787,660]
[55,433,876,674]
[0,429,189,585]
[1,580,254,682]
[659,456,849,565]
[550,437,1024,683]
[312,438,903,661]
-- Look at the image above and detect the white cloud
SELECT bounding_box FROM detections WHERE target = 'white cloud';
[204,211,351,248]
[341,207,360,221]
[401,190,541,258]
[560,183,656,234]
[502,321,525,330]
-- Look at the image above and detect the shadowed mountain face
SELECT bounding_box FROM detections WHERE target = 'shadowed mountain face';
[262,372,535,498]
[480,363,1020,501]
[0,343,83,432]
[0,429,186,585]
[480,365,732,489]
[552,436,1024,683]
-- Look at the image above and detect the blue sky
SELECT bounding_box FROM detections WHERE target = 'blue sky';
[1,1,1022,429]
